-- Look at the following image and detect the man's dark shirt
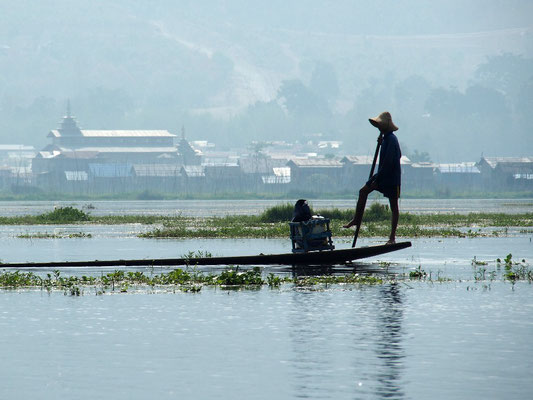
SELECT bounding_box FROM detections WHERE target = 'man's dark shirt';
[367,131,401,188]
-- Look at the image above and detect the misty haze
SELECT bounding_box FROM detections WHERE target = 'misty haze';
[1,3,533,400]
[0,0,532,199]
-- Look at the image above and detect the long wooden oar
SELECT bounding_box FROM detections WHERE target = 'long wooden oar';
[351,132,383,247]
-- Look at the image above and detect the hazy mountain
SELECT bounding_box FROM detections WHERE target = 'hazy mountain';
[1,0,532,160]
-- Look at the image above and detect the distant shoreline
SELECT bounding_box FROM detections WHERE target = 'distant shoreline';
[1,190,533,201]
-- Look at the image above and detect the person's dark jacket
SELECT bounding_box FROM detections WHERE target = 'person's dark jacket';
[367,131,401,188]
[291,199,312,222]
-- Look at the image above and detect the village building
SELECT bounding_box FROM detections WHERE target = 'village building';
[132,164,183,192]
[16,106,533,196]
[476,156,533,191]
[401,162,435,193]
[0,144,36,190]
[0,144,36,168]
[434,162,482,192]
[34,108,178,167]
[341,155,412,190]
[31,107,205,193]
[287,158,344,192]
[203,162,243,193]
[177,127,202,165]
[0,167,11,191]
[340,155,376,188]
[179,165,206,194]
[263,167,291,185]
[238,156,290,192]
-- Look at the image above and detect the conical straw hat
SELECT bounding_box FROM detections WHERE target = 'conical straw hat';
[369,111,398,132]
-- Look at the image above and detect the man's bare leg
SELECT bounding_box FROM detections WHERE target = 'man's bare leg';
[343,183,375,229]
[387,196,399,244]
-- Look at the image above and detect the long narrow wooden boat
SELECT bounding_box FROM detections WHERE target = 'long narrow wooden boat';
[0,242,411,269]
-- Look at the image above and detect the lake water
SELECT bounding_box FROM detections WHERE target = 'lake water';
[1,199,532,399]
[0,197,531,217]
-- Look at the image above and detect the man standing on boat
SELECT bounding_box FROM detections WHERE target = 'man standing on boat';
[343,111,401,244]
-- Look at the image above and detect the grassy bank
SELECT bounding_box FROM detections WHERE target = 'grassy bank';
[1,205,532,239]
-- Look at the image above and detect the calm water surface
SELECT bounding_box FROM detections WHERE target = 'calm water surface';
[0,198,531,217]
[1,200,532,399]
[1,281,532,399]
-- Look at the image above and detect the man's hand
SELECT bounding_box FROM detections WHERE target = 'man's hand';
[377,134,384,145]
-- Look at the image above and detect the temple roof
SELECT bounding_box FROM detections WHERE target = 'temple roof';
[48,129,175,138]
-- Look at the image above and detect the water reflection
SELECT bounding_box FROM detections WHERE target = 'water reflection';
[279,262,387,277]
[288,291,337,399]
[287,282,406,399]
[373,283,405,399]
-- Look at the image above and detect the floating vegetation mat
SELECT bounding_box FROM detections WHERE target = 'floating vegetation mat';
[1,254,530,296]
[16,232,92,239]
[1,206,532,240]
[0,267,383,296]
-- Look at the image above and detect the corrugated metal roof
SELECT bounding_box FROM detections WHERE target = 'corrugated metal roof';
[400,156,411,165]
[59,151,99,159]
[481,157,533,168]
[341,155,374,164]
[64,171,89,181]
[89,163,133,178]
[10,166,32,175]
[411,162,436,169]
[513,173,533,180]
[50,129,176,138]
[181,165,206,177]
[497,163,533,174]
[262,167,291,183]
[239,158,287,174]
[288,159,343,167]
[133,164,182,177]
[202,162,240,167]
[82,130,176,137]
[262,175,291,184]
[318,141,342,149]
[38,151,61,158]
[341,155,411,165]
[436,162,480,174]
[67,147,177,153]
[0,145,35,151]
[273,167,291,177]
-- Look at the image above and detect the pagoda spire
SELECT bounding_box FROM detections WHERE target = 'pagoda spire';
[58,100,82,136]
[181,125,186,140]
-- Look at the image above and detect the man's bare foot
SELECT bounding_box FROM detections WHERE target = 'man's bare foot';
[386,239,396,245]
[343,220,356,229]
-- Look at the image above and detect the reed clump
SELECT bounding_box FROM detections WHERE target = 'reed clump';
[257,202,389,222]
[499,253,532,283]
[37,207,90,223]
[259,203,295,222]
[469,253,532,284]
